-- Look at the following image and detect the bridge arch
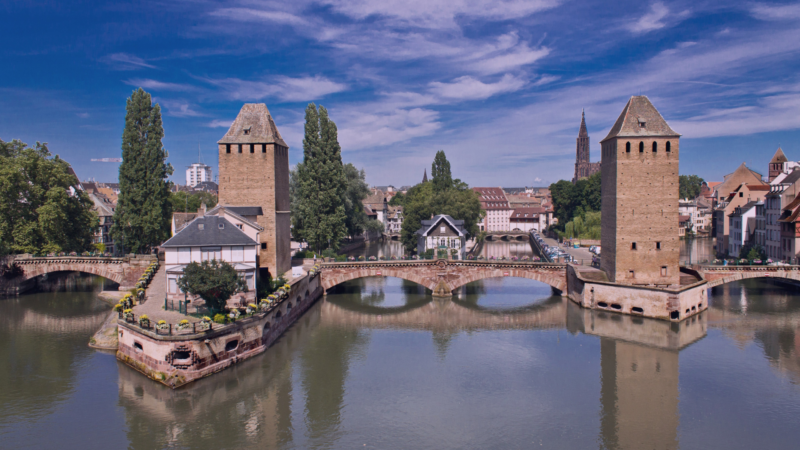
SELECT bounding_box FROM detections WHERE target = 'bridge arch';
[704,270,800,288]
[448,268,566,292]
[321,268,437,293]
[17,261,125,285]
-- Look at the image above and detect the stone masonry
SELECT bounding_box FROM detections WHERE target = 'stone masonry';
[218,104,291,278]
[600,96,681,286]
[13,255,155,291]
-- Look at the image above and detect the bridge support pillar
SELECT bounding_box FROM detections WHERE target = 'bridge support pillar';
[432,280,453,298]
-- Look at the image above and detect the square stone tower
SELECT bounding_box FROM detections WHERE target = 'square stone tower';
[218,103,290,279]
[600,96,681,286]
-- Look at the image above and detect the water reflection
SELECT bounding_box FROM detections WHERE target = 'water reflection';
[479,240,534,260]
[342,239,405,259]
[5,274,800,449]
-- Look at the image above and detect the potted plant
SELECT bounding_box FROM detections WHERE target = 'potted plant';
[123,309,134,321]
[138,314,150,328]
[176,319,191,331]
[156,320,169,332]
[228,308,240,321]
[247,304,257,315]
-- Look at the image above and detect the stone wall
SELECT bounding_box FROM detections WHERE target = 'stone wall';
[218,142,291,278]
[567,264,706,321]
[117,272,322,388]
[602,136,680,285]
[10,254,155,292]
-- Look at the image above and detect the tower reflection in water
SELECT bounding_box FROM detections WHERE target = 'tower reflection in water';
[115,276,709,449]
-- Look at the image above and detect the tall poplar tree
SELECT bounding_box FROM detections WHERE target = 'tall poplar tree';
[431,150,453,193]
[111,88,173,254]
[294,104,347,252]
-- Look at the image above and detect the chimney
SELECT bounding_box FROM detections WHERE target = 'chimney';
[199,203,206,217]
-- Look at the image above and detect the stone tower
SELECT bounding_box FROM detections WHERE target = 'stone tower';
[600,96,680,285]
[573,110,601,183]
[768,147,788,182]
[218,104,290,278]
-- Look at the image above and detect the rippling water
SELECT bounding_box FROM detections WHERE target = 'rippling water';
[1,272,800,449]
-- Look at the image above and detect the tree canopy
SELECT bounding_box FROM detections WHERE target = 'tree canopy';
[293,104,348,252]
[399,151,482,253]
[679,175,705,200]
[170,190,218,213]
[111,88,173,254]
[0,139,98,256]
[550,171,601,230]
[176,259,247,313]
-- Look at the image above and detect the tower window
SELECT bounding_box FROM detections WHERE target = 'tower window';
[631,242,637,250]
[626,142,631,153]
[661,266,667,276]
[238,144,242,153]
[226,144,231,154]
[666,141,671,152]
[652,142,657,152]
[261,243,267,250]
[250,144,254,153]
[262,144,267,153]
[243,127,251,135]
[639,120,646,128]
[639,142,644,153]
[656,241,661,250]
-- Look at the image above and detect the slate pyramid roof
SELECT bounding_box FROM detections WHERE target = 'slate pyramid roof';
[601,96,680,142]
[770,147,788,164]
[218,103,288,147]
[579,109,588,138]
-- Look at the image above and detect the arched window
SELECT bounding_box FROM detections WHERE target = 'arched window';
[626,142,631,153]
[639,142,644,153]
[666,141,671,152]
[652,142,657,152]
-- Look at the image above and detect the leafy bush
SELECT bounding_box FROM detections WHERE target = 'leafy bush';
[213,313,227,324]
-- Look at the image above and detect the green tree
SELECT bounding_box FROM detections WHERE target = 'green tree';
[342,163,371,237]
[431,150,453,193]
[549,171,601,232]
[388,191,406,206]
[0,139,98,255]
[294,104,347,252]
[679,175,705,200]
[170,191,218,213]
[400,152,482,253]
[176,259,247,313]
[111,88,174,254]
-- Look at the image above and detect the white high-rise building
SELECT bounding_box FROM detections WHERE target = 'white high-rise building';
[186,163,212,187]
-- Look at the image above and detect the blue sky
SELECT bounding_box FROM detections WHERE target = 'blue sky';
[2,0,800,187]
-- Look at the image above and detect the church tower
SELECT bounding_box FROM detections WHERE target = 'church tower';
[218,104,291,278]
[768,147,788,182]
[600,96,680,286]
[573,110,601,183]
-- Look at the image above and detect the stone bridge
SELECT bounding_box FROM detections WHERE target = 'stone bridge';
[11,255,156,291]
[485,231,530,241]
[320,260,567,296]
[692,264,800,288]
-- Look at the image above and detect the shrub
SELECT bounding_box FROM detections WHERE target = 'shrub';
[213,314,227,324]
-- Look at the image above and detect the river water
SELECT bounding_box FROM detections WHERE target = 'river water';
[2,260,800,449]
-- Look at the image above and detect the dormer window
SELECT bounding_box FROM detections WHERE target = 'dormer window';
[198,223,204,230]
[243,127,251,135]
[218,222,224,229]
[638,119,646,128]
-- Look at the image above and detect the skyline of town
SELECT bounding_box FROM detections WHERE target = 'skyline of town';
[3,1,800,186]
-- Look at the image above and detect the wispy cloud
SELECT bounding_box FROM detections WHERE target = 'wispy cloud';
[104,53,156,70]
[205,119,233,128]
[626,2,688,34]
[429,74,526,100]
[209,7,308,26]
[158,100,205,117]
[125,78,197,92]
[76,112,90,119]
[206,75,347,102]
[751,3,800,21]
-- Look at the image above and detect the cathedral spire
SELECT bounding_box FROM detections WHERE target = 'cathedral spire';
[579,109,588,138]
[422,168,428,183]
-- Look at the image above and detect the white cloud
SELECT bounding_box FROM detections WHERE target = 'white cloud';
[751,3,800,21]
[318,0,560,28]
[125,78,196,92]
[672,93,800,138]
[207,75,347,102]
[104,53,156,70]
[429,74,526,100]
[209,7,308,26]
[206,119,233,128]
[627,2,671,34]
[337,107,441,150]
[159,100,205,117]
[76,112,90,119]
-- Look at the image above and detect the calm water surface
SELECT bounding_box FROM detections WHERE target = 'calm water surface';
[2,268,800,449]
